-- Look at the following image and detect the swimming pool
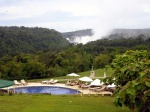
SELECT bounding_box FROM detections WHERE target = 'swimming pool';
[12,86,81,95]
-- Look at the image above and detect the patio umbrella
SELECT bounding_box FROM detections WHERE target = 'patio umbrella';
[90,79,104,86]
[79,76,93,82]
[90,79,101,86]
[0,79,14,88]
[66,73,80,77]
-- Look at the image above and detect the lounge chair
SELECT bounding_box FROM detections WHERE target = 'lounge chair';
[106,83,116,93]
[89,87,101,91]
[41,80,48,84]
[41,79,54,84]
[70,79,79,86]
[21,79,28,85]
[94,85,106,92]
[50,80,58,84]
[47,79,54,84]
[14,80,22,86]
[81,83,90,89]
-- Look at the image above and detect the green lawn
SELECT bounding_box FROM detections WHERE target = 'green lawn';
[0,68,130,112]
[78,67,114,77]
[0,94,129,112]
[29,67,114,83]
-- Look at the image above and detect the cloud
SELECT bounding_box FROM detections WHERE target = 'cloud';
[0,0,150,42]
[91,0,150,40]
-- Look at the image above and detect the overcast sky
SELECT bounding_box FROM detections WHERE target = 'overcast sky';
[1,0,150,38]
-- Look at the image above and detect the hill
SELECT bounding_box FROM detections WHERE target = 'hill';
[0,26,69,57]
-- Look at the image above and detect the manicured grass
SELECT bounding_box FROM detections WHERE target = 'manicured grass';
[29,67,114,83]
[0,94,129,112]
[78,67,114,77]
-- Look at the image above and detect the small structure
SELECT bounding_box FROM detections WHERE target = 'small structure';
[103,72,106,78]
[0,79,14,88]
[0,79,14,93]
[90,66,95,79]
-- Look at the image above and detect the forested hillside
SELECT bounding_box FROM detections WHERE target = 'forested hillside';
[0,26,69,57]
[0,27,150,80]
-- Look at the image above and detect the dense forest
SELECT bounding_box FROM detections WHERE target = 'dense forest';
[0,26,150,80]
[0,26,69,57]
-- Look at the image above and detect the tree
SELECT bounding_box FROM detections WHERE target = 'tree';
[93,54,110,68]
[24,60,46,79]
[107,50,150,112]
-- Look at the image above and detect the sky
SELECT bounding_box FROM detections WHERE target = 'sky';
[1,0,150,40]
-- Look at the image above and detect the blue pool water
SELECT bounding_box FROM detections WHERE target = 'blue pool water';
[12,86,80,95]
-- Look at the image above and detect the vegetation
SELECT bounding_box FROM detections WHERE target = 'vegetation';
[0,26,150,81]
[0,46,92,80]
[106,50,150,112]
[1,26,150,111]
[0,26,69,57]
[0,94,129,112]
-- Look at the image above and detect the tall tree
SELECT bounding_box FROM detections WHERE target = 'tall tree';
[107,50,150,112]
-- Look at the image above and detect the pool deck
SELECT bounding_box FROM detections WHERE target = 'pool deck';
[7,82,113,95]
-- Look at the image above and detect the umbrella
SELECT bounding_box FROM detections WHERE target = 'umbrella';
[66,73,80,77]
[79,76,93,82]
[0,79,14,88]
[90,79,104,86]
[90,79,101,86]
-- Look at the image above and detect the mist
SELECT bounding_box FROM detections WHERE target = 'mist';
[83,0,150,44]
[1,0,150,45]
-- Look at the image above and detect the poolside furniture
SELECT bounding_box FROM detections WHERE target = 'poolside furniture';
[78,82,85,88]
[106,83,116,93]
[74,79,79,84]
[41,79,54,84]
[41,80,48,84]
[81,83,90,89]
[90,79,104,87]
[47,79,54,84]
[50,80,58,84]
[106,83,116,88]
[21,79,28,85]
[89,87,101,91]
[70,79,79,86]
[14,80,22,86]
[82,85,90,89]
[94,85,106,92]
